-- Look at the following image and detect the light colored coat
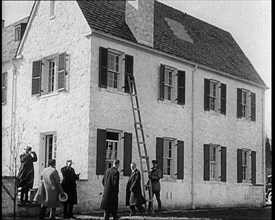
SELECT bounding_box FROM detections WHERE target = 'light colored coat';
[41,166,63,207]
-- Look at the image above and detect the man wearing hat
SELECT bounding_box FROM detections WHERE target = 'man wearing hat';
[17,146,37,204]
[61,159,80,219]
[148,160,162,212]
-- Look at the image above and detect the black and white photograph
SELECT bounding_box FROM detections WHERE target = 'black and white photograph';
[2,0,271,219]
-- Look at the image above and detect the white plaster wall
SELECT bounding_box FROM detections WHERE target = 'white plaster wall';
[14,1,91,186]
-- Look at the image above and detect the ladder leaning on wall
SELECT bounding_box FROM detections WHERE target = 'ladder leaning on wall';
[127,75,154,214]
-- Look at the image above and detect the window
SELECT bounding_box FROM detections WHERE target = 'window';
[204,144,226,182]
[96,129,132,176]
[204,78,226,114]
[99,47,134,93]
[237,88,256,121]
[156,137,184,179]
[14,26,21,42]
[105,132,119,169]
[159,64,186,105]
[31,53,69,96]
[237,149,256,184]
[2,72,7,104]
[50,0,55,18]
[45,134,57,166]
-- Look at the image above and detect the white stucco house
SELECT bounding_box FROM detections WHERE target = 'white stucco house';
[2,0,268,213]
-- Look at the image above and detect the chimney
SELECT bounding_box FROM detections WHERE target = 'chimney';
[125,0,154,47]
[2,19,5,28]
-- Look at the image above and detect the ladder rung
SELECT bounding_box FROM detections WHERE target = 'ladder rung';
[131,94,137,97]
[139,142,145,145]
[141,155,149,159]
[142,170,150,172]
[133,108,140,111]
[135,122,142,125]
[137,127,143,130]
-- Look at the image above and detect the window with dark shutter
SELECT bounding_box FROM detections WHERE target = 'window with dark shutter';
[124,55,134,93]
[2,72,7,104]
[237,88,242,118]
[204,79,210,111]
[32,60,42,96]
[99,47,108,88]
[251,92,256,121]
[221,146,226,182]
[159,65,165,100]
[177,140,184,179]
[123,132,132,176]
[156,137,164,178]
[96,129,107,175]
[177,70,185,105]
[251,151,256,184]
[204,144,210,181]
[57,53,66,91]
[237,149,242,183]
[220,83,226,115]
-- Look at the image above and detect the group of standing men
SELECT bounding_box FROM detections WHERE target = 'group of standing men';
[101,159,162,220]
[17,146,162,220]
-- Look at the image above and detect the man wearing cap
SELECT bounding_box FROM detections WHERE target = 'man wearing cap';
[148,160,162,212]
[17,146,37,204]
[61,159,80,219]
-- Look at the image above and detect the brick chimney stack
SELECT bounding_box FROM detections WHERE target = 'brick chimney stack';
[125,0,154,47]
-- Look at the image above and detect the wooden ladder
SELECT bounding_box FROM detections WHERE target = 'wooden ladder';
[127,75,154,214]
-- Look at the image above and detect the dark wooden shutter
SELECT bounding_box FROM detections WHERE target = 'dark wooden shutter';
[123,132,132,176]
[20,23,27,40]
[32,60,42,95]
[177,70,185,105]
[251,92,256,121]
[2,72,7,104]
[204,144,210,181]
[57,53,66,90]
[204,79,210,111]
[177,140,184,179]
[124,55,134,93]
[237,88,242,118]
[159,64,165,100]
[96,129,106,175]
[221,146,226,182]
[99,47,108,88]
[237,149,242,183]
[220,83,226,115]
[251,151,256,184]
[156,137,164,178]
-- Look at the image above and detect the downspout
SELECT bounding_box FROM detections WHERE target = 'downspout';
[261,89,266,206]
[191,65,198,209]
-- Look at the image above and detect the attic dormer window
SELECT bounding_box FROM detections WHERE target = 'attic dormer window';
[14,26,21,42]
[50,0,55,18]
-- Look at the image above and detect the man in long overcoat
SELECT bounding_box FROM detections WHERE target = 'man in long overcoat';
[126,162,145,216]
[101,159,120,220]
[61,159,80,219]
[17,146,37,203]
[39,159,64,220]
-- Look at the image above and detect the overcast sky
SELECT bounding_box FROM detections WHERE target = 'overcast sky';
[2,0,271,137]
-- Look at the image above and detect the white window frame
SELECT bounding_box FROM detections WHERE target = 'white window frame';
[241,89,251,120]
[209,79,221,113]
[163,138,177,178]
[14,25,21,42]
[50,0,56,18]
[241,148,251,183]
[209,144,221,181]
[163,66,177,103]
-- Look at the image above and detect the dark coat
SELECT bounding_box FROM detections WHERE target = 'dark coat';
[126,169,146,206]
[149,168,161,192]
[61,166,79,204]
[17,152,37,189]
[101,167,120,212]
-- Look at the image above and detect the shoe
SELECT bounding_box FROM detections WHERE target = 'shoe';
[68,216,76,219]
[129,213,136,216]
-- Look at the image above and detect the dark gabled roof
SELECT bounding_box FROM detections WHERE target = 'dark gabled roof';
[78,0,265,87]
[2,17,29,63]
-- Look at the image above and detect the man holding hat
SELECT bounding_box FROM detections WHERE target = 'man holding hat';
[148,160,162,212]
[61,159,80,219]
[17,146,37,204]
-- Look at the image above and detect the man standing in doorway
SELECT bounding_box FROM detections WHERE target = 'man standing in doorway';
[101,159,120,220]
[148,160,162,212]
[61,159,80,219]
